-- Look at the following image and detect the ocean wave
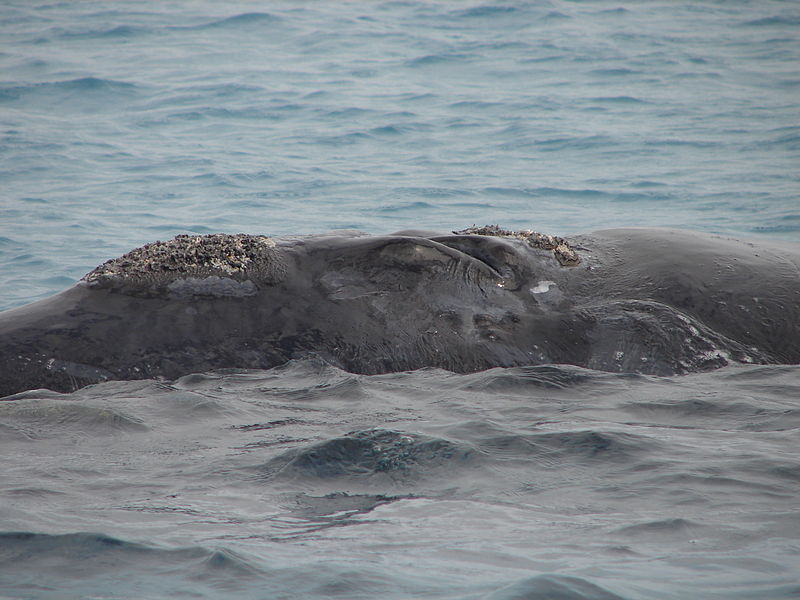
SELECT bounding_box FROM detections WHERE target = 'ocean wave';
[264,428,476,481]
[406,52,478,67]
[459,364,600,391]
[0,399,147,437]
[595,8,629,16]
[450,100,506,110]
[0,531,153,557]
[0,531,265,598]
[762,129,800,150]
[480,186,666,203]
[159,107,279,122]
[176,12,283,32]
[378,200,435,213]
[614,517,703,537]
[451,5,519,19]
[267,492,411,537]
[454,425,659,471]
[265,375,366,402]
[740,15,800,28]
[643,138,719,149]
[289,492,406,519]
[588,68,642,77]
[498,135,617,152]
[368,122,431,136]
[521,430,653,462]
[589,96,649,104]
[482,574,628,600]
[0,77,140,110]
[57,24,152,40]
[393,185,468,199]
[170,358,368,404]
[620,396,800,432]
[751,222,800,235]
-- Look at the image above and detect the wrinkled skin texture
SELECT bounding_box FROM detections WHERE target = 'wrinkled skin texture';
[1,228,799,397]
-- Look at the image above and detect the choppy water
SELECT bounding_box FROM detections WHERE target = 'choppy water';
[3,360,800,599]
[1,1,799,599]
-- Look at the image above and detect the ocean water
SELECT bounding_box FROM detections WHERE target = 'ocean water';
[1,0,799,309]
[2,360,800,600]
[1,1,799,599]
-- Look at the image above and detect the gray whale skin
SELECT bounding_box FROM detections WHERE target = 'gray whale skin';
[1,227,799,397]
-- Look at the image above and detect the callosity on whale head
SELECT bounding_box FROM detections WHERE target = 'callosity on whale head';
[0,226,798,397]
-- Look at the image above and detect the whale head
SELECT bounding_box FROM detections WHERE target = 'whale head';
[1,226,797,397]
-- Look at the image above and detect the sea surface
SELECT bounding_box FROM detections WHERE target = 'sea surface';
[1,1,799,599]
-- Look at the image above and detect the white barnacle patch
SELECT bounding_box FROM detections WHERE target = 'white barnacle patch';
[530,280,556,294]
[453,225,581,266]
[81,233,285,291]
[698,349,732,364]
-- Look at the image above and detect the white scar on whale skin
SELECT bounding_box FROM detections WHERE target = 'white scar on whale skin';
[530,280,556,294]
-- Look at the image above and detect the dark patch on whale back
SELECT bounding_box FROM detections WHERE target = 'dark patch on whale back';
[81,234,285,294]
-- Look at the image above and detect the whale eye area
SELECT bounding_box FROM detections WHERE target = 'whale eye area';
[376,238,457,271]
[315,237,506,300]
[370,237,514,285]
[432,235,534,290]
[326,237,502,275]
[433,235,518,271]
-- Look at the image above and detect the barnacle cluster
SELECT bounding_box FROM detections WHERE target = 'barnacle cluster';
[83,234,284,289]
[453,225,580,266]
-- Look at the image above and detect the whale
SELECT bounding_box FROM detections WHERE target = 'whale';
[1,226,799,397]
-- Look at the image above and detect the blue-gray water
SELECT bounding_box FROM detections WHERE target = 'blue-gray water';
[1,1,799,599]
